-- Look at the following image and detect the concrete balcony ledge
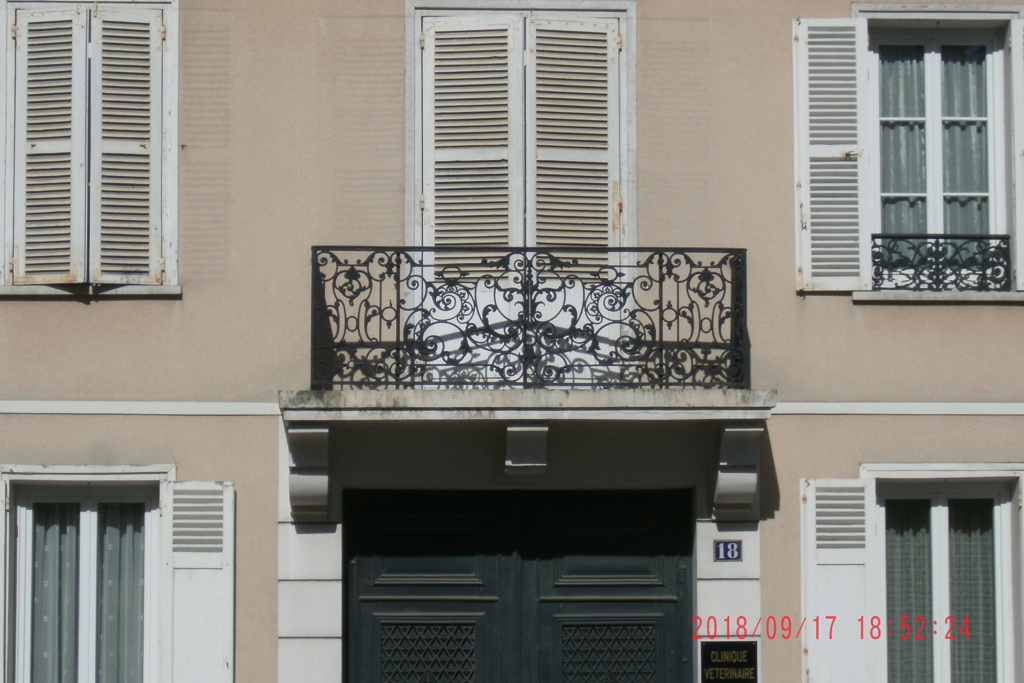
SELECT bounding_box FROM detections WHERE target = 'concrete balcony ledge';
[279,387,776,423]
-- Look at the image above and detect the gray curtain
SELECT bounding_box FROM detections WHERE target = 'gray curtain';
[96,503,145,683]
[886,499,932,683]
[949,499,996,683]
[880,45,927,234]
[31,503,80,683]
[879,43,989,235]
[941,46,988,235]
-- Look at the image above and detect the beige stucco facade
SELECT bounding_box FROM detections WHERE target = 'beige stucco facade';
[2,0,1024,681]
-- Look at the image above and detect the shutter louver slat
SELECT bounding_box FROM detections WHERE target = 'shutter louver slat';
[424,17,520,273]
[14,11,87,284]
[814,484,867,550]
[796,19,866,290]
[529,19,618,267]
[172,487,225,554]
[90,12,162,284]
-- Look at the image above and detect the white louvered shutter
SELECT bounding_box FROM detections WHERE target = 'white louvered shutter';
[167,481,234,683]
[89,8,163,284]
[12,8,88,284]
[527,17,620,267]
[1010,20,1024,290]
[422,15,523,270]
[794,19,868,291]
[802,479,869,683]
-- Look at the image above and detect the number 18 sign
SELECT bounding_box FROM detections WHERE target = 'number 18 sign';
[714,540,742,562]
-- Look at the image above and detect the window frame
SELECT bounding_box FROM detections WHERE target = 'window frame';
[866,29,1007,239]
[793,6,1024,295]
[405,0,637,251]
[0,0,180,294]
[13,485,160,683]
[861,466,1021,682]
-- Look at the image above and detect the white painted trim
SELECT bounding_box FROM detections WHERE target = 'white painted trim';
[774,401,1024,416]
[852,290,1024,302]
[0,464,175,478]
[0,400,279,416]
[0,284,182,296]
[282,407,773,422]
[853,3,1024,20]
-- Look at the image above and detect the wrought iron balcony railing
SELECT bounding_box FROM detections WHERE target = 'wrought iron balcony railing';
[311,247,748,389]
[871,234,1011,292]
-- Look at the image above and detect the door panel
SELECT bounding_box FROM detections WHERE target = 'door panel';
[347,490,692,683]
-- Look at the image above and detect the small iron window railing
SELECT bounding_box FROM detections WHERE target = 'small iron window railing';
[311,247,749,389]
[871,234,1011,292]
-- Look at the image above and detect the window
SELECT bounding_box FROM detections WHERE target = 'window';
[881,489,1010,682]
[0,474,234,683]
[803,473,1018,683]
[14,489,157,683]
[794,10,1024,292]
[1,1,178,289]
[412,6,633,262]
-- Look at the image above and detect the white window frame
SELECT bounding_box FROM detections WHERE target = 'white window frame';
[860,464,1022,683]
[405,0,637,250]
[0,0,179,295]
[866,29,1007,239]
[794,4,1024,294]
[13,484,160,683]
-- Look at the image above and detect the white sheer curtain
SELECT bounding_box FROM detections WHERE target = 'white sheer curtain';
[31,503,80,683]
[885,499,933,682]
[879,43,989,235]
[942,46,988,235]
[948,499,996,683]
[96,503,145,683]
[30,502,145,683]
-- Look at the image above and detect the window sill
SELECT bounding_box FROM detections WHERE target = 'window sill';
[0,284,182,299]
[852,290,1024,305]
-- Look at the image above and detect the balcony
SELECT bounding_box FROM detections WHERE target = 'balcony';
[310,247,749,390]
[871,234,1011,292]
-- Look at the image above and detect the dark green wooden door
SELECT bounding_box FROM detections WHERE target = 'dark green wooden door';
[346,490,692,683]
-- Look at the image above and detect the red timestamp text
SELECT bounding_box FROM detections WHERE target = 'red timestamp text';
[859,616,972,640]
[691,615,835,640]
[690,615,974,640]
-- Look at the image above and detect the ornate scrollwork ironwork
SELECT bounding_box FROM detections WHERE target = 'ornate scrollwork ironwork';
[311,247,749,389]
[871,234,1011,292]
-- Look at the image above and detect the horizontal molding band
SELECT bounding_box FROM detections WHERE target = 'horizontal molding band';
[0,401,280,416]
[5,400,1024,418]
[774,402,1024,416]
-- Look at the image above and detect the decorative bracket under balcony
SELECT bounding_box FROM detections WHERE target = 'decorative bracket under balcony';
[285,423,334,523]
[713,422,765,521]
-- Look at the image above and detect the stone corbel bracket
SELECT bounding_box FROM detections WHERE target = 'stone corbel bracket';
[286,423,333,523]
[713,422,764,521]
[505,423,548,476]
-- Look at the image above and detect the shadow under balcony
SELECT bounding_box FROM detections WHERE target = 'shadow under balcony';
[307,247,750,391]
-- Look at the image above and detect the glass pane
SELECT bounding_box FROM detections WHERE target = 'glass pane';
[880,45,926,117]
[886,499,932,683]
[881,122,927,195]
[942,45,986,118]
[96,503,145,683]
[880,45,926,235]
[944,197,988,236]
[943,121,988,196]
[31,503,80,683]
[949,499,996,683]
[882,198,927,235]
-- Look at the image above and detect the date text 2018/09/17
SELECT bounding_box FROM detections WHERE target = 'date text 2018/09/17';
[691,616,973,640]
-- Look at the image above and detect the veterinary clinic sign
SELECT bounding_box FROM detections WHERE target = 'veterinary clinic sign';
[701,641,757,682]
